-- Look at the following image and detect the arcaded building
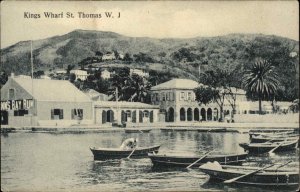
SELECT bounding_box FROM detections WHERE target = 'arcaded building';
[150,79,237,122]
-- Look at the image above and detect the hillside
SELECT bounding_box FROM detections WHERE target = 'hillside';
[1,29,299,100]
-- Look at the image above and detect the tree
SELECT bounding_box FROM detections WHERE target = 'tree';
[69,73,76,83]
[242,59,279,114]
[123,53,133,64]
[197,68,238,121]
[194,86,225,121]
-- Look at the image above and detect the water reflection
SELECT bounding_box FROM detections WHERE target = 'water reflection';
[1,129,299,191]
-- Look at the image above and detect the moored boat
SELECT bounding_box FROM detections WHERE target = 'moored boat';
[124,128,152,133]
[148,152,248,168]
[239,139,298,154]
[90,145,160,160]
[197,128,227,132]
[199,162,299,188]
[250,134,299,143]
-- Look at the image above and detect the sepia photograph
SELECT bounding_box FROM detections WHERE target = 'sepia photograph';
[1,0,299,191]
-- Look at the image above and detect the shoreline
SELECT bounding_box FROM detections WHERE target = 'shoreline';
[1,122,299,133]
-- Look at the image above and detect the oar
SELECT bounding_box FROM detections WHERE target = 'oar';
[126,147,137,159]
[268,142,284,154]
[275,160,293,171]
[186,151,213,168]
[223,163,275,184]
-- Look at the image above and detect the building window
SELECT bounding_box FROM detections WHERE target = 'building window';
[180,92,185,100]
[187,92,192,100]
[151,94,155,102]
[166,92,170,101]
[71,109,83,120]
[8,89,15,99]
[155,93,159,101]
[162,92,166,101]
[51,109,64,120]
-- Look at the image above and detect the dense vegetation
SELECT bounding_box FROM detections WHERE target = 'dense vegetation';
[1,30,299,101]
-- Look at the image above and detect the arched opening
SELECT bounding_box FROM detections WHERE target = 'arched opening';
[213,108,218,121]
[207,108,212,121]
[187,108,193,121]
[168,107,175,122]
[102,110,107,124]
[180,108,186,121]
[107,110,114,122]
[194,108,199,121]
[201,108,206,121]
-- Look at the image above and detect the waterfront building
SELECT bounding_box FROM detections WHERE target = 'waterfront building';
[70,69,88,81]
[0,75,93,127]
[93,101,160,125]
[151,79,248,122]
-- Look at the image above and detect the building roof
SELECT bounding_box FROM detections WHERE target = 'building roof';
[12,77,91,102]
[151,78,200,91]
[94,101,159,109]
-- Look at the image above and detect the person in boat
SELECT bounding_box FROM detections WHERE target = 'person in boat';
[120,138,138,150]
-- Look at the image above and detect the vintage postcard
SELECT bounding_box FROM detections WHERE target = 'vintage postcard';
[1,1,299,191]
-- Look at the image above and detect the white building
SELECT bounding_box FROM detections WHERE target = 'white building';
[70,69,88,81]
[102,52,116,61]
[101,69,111,79]
[130,69,149,78]
[0,76,93,127]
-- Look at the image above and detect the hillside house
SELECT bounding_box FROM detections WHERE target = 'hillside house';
[70,69,88,81]
[101,69,111,79]
[102,52,116,61]
[130,69,149,78]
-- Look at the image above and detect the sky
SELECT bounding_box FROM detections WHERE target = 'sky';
[1,1,299,48]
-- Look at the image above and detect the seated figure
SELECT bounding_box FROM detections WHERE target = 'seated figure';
[120,138,138,150]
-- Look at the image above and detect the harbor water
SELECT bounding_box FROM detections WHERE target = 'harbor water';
[1,129,299,191]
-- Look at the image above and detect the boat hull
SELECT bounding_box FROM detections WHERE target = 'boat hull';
[200,166,299,187]
[90,145,160,160]
[239,140,298,154]
[149,153,248,168]
[124,129,151,133]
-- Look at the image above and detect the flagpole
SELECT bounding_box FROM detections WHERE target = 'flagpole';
[30,41,34,126]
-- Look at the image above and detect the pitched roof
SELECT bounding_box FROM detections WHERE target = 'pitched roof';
[151,78,200,91]
[94,101,159,109]
[12,77,91,102]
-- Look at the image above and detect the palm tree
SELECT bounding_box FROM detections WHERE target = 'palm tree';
[242,59,279,114]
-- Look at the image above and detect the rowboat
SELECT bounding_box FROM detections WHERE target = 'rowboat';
[124,128,152,133]
[249,130,295,138]
[197,128,227,132]
[199,162,299,187]
[250,134,299,143]
[90,145,160,160]
[239,139,298,153]
[148,152,248,168]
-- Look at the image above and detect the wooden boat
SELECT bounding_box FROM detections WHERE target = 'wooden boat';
[148,152,248,168]
[90,145,160,160]
[239,139,298,153]
[124,128,151,133]
[197,128,227,133]
[249,130,294,138]
[199,162,299,187]
[250,134,299,143]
